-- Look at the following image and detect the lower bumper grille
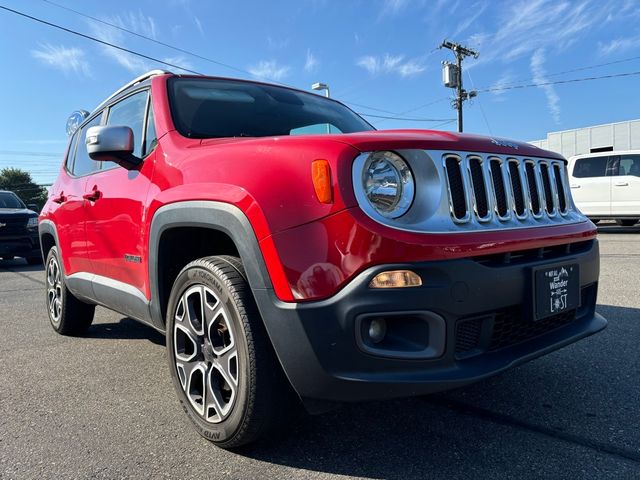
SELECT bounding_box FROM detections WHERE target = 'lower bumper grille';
[455,283,596,359]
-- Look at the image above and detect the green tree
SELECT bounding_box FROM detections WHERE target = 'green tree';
[0,168,48,210]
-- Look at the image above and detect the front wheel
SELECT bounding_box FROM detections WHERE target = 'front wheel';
[166,256,296,448]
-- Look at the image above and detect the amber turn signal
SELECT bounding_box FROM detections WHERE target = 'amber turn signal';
[311,159,333,204]
[369,270,422,289]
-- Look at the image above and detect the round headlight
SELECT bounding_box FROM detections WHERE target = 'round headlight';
[362,151,415,218]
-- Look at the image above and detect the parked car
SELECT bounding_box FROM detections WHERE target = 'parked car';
[568,150,640,226]
[0,190,41,264]
[40,70,606,448]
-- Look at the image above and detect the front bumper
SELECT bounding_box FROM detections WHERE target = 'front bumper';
[255,238,606,409]
[0,231,40,258]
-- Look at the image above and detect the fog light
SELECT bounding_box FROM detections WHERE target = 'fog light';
[369,270,422,289]
[368,318,387,344]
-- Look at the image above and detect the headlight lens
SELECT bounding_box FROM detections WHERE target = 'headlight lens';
[362,151,414,218]
[27,217,38,228]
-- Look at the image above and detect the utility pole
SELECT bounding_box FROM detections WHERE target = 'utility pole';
[440,39,479,132]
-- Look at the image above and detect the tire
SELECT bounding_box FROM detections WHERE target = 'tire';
[166,255,296,448]
[45,247,95,335]
[616,219,638,227]
[27,256,43,265]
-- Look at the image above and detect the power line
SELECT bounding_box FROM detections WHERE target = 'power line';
[358,113,456,122]
[40,0,258,79]
[486,54,640,90]
[0,150,62,157]
[478,70,640,93]
[0,5,204,74]
[3,4,407,123]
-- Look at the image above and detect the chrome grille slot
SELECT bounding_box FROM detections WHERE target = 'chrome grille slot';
[524,161,542,216]
[507,160,526,217]
[489,159,508,218]
[469,157,489,219]
[553,164,567,213]
[539,163,555,214]
[444,155,468,221]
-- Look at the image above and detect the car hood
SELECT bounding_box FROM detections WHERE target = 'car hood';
[329,129,564,160]
[198,129,564,161]
[0,208,36,217]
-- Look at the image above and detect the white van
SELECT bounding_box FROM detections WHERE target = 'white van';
[568,150,640,226]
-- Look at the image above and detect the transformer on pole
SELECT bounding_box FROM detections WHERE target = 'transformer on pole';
[440,39,479,133]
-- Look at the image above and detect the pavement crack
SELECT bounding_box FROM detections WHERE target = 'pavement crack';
[428,397,640,465]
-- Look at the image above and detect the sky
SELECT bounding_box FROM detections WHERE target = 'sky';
[1,0,640,184]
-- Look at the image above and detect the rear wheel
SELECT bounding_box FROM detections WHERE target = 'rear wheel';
[45,247,95,335]
[166,255,296,448]
[616,219,638,227]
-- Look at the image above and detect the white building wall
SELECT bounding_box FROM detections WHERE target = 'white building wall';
[529,119,640,157]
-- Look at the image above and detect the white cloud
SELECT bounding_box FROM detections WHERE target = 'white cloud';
[598,34,640,56]
[266,36,290,50]
[489,72,516,101]
[398,60,425,77]
[162,56,194,73]
[31,44,91,77]
[452,1,488,37]
[193,16,204,36]
[248,60,290,81]
[304,49,319,73]
[356,53,425,77]
[530,49,560,124]
[467,0,618,66]
[87,12,160,73]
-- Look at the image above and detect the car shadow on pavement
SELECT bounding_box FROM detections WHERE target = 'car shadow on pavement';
[0,258,44,272]
[233,304,639,479]
[596,224,640,234]
[88,317,165,346]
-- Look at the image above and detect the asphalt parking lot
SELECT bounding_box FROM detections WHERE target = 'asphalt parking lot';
[1,222,639,479]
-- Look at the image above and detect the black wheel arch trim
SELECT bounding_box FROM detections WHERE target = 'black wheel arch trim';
[148,201,274,329]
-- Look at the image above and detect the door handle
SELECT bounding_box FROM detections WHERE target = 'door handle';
[52,192,66,204]
[83,188,102,202]
[570,184,581,189]
[614,181,629,187]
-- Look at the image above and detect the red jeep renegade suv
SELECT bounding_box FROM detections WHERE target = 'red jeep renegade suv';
[40,70,606,447]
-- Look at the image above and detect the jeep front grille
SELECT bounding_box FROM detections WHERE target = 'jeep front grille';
[444,153,570,224]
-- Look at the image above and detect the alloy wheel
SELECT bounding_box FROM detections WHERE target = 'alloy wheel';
[173,285,239,423]
[46,256,62,324]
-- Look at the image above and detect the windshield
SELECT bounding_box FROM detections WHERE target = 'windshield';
[168,77,374,139]
[0,192,25,209]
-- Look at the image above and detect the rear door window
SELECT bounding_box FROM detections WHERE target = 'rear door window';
[572,157,609,178]
[72,115,103,176]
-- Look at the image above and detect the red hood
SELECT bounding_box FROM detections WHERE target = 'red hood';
[198,129,564,161]
[330,129,564,160]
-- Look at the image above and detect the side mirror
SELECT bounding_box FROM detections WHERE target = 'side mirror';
[86,125,142,169]
[27,203,39,211]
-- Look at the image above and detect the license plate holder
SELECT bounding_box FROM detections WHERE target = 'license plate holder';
[533,263,580,321]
